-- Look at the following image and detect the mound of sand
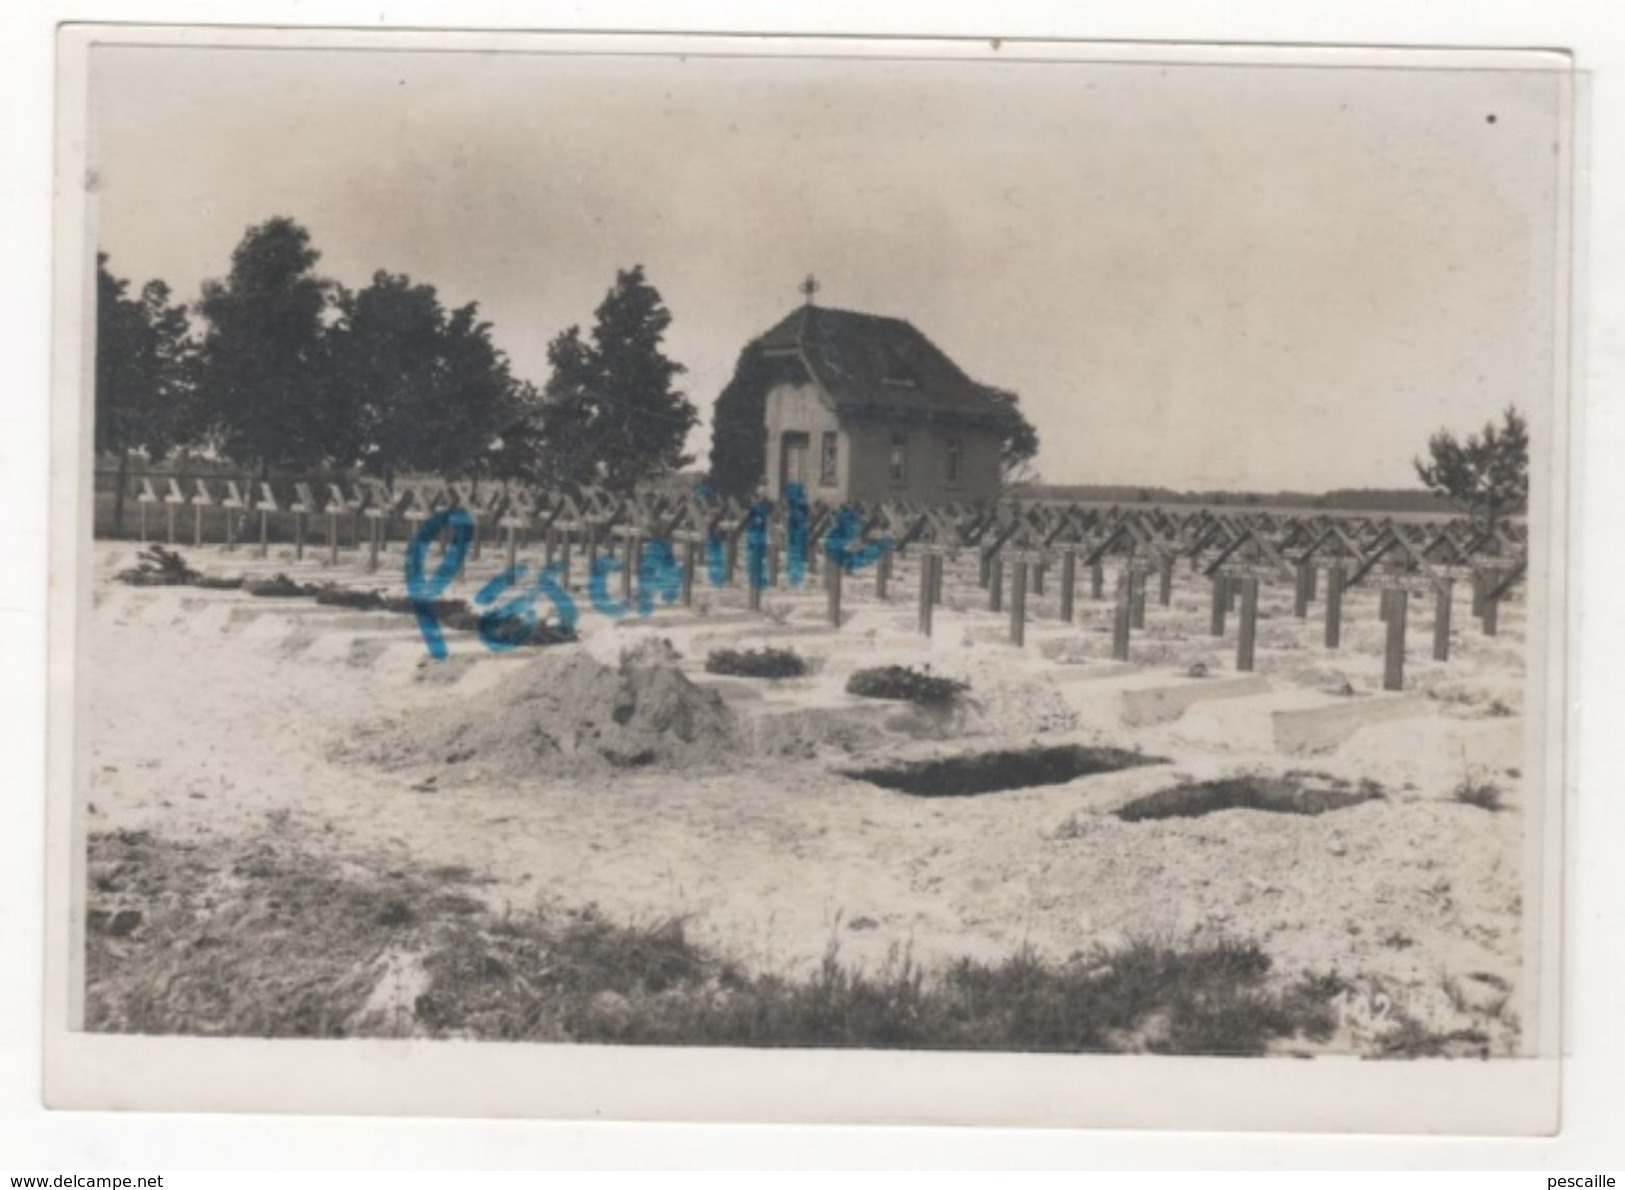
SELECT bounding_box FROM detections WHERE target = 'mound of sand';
[383,643,738,784]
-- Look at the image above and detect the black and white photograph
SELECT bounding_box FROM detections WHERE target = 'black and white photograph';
[44,26,1572,1132]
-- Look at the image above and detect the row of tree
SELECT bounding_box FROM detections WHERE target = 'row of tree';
[98,215,1048,531]
[95,217,703,532]
[97,214,1524,540]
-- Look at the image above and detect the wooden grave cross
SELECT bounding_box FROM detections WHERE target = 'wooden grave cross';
[129,477,154,543]
[254,482,280,557]
[189,479,216,548]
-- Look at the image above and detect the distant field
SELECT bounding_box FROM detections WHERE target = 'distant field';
[1019,484,1464,518]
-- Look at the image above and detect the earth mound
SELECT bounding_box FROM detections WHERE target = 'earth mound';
[385,644,738,783]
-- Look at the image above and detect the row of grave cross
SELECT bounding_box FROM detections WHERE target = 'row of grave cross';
[130,477,1526,687]
[133,476,1526,577]
[132,476,1527,589]
[864,501,1527,686]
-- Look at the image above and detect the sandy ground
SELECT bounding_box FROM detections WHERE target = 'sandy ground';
[82,539,1532,1052]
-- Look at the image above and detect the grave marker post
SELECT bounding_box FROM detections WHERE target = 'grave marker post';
[803,507,827,584]
[1129,567,1147,630]
[1209,572,1227,637]
[1293,559,1312,618]
[1237,576,1259,672]
[1058,549,1076,623]
[1482,568,1501,640]
[1111,569,1132,662]
[1158,555,1174,608]
[222,481,247,552]
[1433,579,1453,662]
[1009,556,1028,647]
[827,548,843,626]
[588,521,602,576]
[468,495,491,564]
[326,486,345,565]
[292,483,317,563]
[681,536,698,608]
[917,551,935,638]
[377,490,396,555]
[988,551,1003,612]
[255,486,273,558]
[1384,587,1409,691]
[614,529,643,605]
[191,480,214,548]
[1482,568,1501,637]
[1324,565,1345,649]
[162,480,184,547]
[452,503,471,581]
[132,478,153,543]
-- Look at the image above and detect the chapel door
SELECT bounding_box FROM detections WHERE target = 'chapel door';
[780,432,810,495]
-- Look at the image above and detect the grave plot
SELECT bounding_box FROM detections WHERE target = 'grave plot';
[83,483,1532,1057]
[106,478,1528,703]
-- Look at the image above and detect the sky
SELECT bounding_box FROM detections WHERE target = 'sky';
[88,41,1568,491]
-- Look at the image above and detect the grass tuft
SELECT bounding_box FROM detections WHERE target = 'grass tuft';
[846,665,968,706]
[314,585,386,610]
[1452,771,1504,812]
[115,545,200,587]
[704,647,809,679]
[86,830,1338,1056]
[246,573,320,598]
[1117,774,1381,822]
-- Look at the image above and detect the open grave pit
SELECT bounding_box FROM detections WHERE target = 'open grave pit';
[843,743,1168,798]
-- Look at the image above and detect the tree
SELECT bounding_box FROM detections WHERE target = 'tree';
[424,301,540,483]
[324,270,538,484]
[533,325,601,487]
[483,378,548,484]
[983,386,1041,487]
[322,271,441,480]
[95,254,199,534]
[1414,405,1529,528]
[537,266,695,491]
[197,217,334,476]
[705,341,778,498]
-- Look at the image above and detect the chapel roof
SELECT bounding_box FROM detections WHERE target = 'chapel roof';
[754,305,1007,426]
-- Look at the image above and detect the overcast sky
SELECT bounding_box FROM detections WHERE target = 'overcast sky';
[89,42,1566,490]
